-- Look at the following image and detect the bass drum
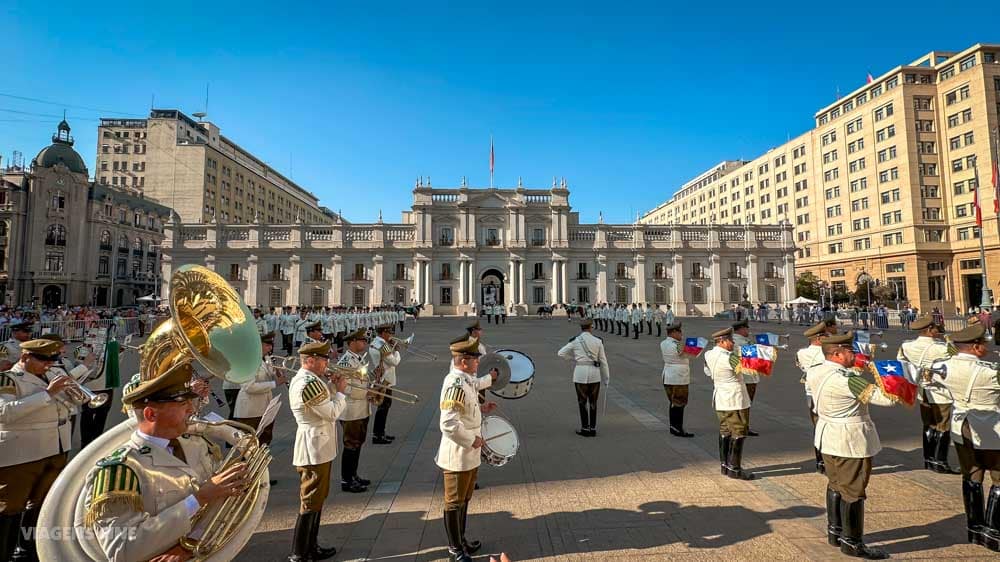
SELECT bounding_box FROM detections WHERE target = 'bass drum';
[489,349,534,400]
[37,418,269,562]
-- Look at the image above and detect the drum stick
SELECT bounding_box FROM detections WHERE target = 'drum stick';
[485,430,513,442]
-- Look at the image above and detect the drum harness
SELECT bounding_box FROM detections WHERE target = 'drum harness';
[578,334,602,368]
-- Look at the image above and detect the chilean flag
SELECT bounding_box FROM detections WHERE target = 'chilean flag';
[870,360,917,406]
[755,333,781,346]
[683,337,708,356]
[853,330,874,368]
[738,344,777,377]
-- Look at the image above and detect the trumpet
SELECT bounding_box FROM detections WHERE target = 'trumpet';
[269,356,420,405]
[388,334,438,360]
[50,370,109,409]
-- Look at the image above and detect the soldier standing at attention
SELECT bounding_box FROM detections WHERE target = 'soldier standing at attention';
[661,322,694,438]
[928,324,1000,552]
[558,319,610,437]
[732,319,760,437]
[704,328,754,481]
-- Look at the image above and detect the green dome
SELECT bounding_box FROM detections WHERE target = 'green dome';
[34,142,87,174]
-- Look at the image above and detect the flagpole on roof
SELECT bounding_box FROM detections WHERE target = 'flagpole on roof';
[973,156,992,309]
[489,135,494,189]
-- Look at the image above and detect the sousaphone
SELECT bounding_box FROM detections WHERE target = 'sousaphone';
[37,264,267,561]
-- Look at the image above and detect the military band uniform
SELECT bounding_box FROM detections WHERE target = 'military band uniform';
[809,332,896,559]
[233,354,280,446]
[279,310,297,355]
[732,321,760,437]
[661,324,693,437]
[0,339,73,562]
[799,321,829,473]
[704,328,754,480]
[436,336,489,562]
[79,329,115,448]
[930,323,1000,551]
[338,348,371,490]
[898,315,956,473]
[370,333,401,443]
[630,306,642,340]
[557,320,610,436]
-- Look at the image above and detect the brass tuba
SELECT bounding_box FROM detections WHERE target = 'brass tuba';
[37,264,269,562]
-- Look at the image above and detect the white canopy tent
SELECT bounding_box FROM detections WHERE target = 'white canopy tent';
[787,296,818,305]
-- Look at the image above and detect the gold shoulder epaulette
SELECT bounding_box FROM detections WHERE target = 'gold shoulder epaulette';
[0,372,15,394]
[302,377,329,407]
[84,462,142,527]
[441,380,466,413]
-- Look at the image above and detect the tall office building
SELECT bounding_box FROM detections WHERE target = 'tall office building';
[642,43,1000,313]
[96,109,339,225]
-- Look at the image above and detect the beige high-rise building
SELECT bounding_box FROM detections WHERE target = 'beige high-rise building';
[642,43,1000,314]
[96,109,339,225]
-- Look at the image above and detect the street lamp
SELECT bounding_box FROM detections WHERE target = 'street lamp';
[148,244,163,305]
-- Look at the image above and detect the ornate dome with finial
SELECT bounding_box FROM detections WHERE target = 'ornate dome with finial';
[33,119,87,174]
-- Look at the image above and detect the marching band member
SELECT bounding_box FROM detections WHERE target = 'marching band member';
[0,339,75,562]
[234,334,286,449]
[559,319,610,437]
[3,322,33,360]
[898,315,959,474]
[798,321,833,474]
[661,322,693,438]
[79,322,115,448]
[279,306,297,355]
[732,320,759,437]
[704,328,754,480]
[927,324,1000,552]
[289,340,348,562]
[809,331,895,559]
[370,325,401,445]
[76,362,249,562]
[338,329,371,493]
[437,334,498,562]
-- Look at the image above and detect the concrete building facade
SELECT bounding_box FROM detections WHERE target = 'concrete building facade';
[641,43,1000,314]
[162,182,795,316]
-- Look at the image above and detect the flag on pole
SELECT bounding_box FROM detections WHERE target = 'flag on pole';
[682,337,708,356]
[489,136,495,176]
[754,333,782,346]
[974,170,983,226]
[737,344,777,377]
[870,359,917,406]
[853,330,874,368]
[992,156,999,214]
[866,72,874,84]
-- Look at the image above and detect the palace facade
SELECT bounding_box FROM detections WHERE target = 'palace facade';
[162,182,795,316]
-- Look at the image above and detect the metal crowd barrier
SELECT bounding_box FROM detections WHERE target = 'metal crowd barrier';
[0,316,166,343]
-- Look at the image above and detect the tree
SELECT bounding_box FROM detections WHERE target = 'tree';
[796,271,821,299]
[872,284,895,304]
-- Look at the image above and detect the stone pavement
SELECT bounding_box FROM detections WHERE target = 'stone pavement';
[104,316,994,560]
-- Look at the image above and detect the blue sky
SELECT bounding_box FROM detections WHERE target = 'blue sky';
[1,1,994,224]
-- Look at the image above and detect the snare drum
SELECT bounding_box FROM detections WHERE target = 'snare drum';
[480,415,519,467]
[489,349,535,399]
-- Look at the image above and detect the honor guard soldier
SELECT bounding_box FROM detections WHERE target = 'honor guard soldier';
[558,319,610,437]
[798,321,835,473]
[732,320,760,436]
[3,322,33,360]
[661,322,694,437]
[899,314,959,474]
[630,304,642,340]
[77,362,250,562]
[704,328,755,480]
[810,331,897,559]
[234,334,286,449]
[928,323,1000,551]
[338,329,372,493]
[289,340,348,562]
[437,335,499,562]
[653,305,665,338]
[644,303,654,335]
[370,325,401,444]
[279,306,297,355]
[305,321,325,345]
[0,339,76,561]
[254,308,268,334]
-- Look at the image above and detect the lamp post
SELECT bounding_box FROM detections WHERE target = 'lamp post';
[972,156,992,310]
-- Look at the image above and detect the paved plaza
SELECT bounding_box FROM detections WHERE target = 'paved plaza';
[100,316,993,560]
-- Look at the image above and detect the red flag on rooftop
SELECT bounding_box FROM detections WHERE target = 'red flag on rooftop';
[974,171,983,227]
[866,72,874,84]
[490,136,495,175]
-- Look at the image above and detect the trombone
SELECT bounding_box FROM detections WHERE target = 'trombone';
[270,355,421,405]
[388,334,438,360]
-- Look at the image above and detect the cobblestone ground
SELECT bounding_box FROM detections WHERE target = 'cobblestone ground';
[102,316,995,561]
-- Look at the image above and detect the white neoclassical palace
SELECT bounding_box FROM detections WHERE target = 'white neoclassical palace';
[161,182,796,316]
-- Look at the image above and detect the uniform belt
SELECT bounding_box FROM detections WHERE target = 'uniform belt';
[0,420,67,430]
[817,414,869,424]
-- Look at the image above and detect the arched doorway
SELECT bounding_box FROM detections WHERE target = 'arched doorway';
[480,268,505,308]
[42,285,63,307]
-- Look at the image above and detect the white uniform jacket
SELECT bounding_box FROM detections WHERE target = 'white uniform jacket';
[279,314,297,335]
[234,359,278,418]
[79,430,218,562]
[557,332,610,384]
[810,360,895,458]
[435,365,483,472]
[338,350,370,421]
[630,308,643,324]
[0,364,73,466]
[289,367,347,466]
[661,336,691,385]
[369,337,402,387]
[934,353,1000,449]
[733,333,759,384]
[704,347,750,411]
[255,317,268,335]
[898,336,952,404]
[3,339,22,361]
[797,345,825,399]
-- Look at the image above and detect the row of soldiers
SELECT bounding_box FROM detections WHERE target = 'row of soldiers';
[254,305,408,355]
[585,303,676,339]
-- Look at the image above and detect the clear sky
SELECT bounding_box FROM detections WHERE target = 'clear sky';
[1,1,994,224]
